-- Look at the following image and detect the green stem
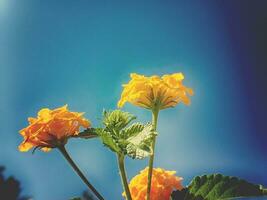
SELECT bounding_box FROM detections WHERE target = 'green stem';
[58,145,105,200]
[117,154,132,200]
[146,109,159,200]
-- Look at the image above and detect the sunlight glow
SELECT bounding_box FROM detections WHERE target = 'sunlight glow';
[0,0,9,16]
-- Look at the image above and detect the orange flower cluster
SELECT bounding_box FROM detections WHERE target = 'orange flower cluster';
[123,167,183,200]
[118,73,193,110]
[19,105,90,152]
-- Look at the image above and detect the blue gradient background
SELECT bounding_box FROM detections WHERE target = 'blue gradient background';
[1,1,267,199]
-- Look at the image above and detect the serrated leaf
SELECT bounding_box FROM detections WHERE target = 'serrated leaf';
[102,110,136,131]
[126,124,154,145]
[96,110,153,159]
[123,122,145,138]
[95,128,120,153]
[126,123,154,159]
[171,174,267,200]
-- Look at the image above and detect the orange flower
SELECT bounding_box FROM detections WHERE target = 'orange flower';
[123,167,183,200]
[18,105,90,152]
[118,73,193,110]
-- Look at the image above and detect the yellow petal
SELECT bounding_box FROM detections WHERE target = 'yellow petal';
[18,141,34,152]
[41,147,51,152]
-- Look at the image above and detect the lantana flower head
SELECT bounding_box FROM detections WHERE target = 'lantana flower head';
[19,105,90,152]
[118,73,193,110]
[123,167,183,200]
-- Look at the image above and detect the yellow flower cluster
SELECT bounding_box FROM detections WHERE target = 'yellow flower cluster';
[19,105,90,152]
[118,73,193,110]
[123,167,183,200]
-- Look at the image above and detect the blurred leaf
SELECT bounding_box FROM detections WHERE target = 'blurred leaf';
[171,174,267,200]
[0,166,31,200]
[70,191,96,200]
[82,191,96,200]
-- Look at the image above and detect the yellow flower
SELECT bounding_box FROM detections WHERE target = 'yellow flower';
[123,167,183,200]
[118,73,193,110]
[18,105,90,152]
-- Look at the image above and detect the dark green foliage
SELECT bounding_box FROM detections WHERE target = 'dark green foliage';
[0,166,30,200]
[171,174,267,200]
[171,188,204,200]
[70,191,96,200]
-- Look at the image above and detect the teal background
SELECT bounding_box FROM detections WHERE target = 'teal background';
[1,1,267,199]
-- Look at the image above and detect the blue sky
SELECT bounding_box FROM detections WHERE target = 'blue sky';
[1,1,267,200]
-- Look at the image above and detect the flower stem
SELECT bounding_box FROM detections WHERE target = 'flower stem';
[117,154,132,200]
[146,109,159,200]
[58,145,105,200]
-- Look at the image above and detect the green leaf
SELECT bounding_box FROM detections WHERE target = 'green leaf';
[95,128,120,153]
[96,110,153,159]
[123,122,145,139]
[171,188,204,200]
[171,174,267,200]
[126,123,154,159]
[102,109,136,131]
[73,128,98,139]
